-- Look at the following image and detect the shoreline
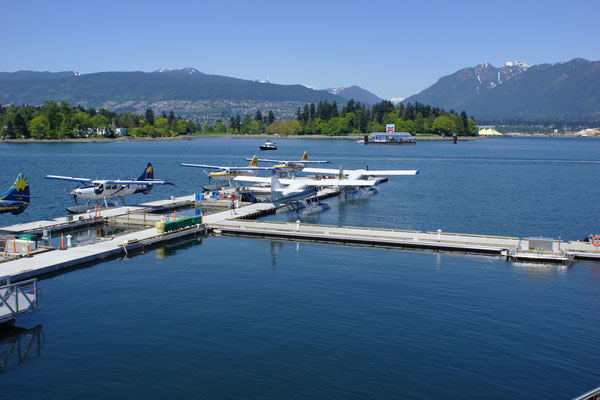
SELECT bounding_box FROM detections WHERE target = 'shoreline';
[0,134,488,144]
[4,133,593,144]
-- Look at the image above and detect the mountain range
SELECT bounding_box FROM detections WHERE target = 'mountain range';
[1,58,598,123]
[325,86,383,105]
[404,58,600,121]
[0,68,346,123]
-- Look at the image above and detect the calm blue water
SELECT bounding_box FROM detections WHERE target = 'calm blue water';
[1,137,599,399]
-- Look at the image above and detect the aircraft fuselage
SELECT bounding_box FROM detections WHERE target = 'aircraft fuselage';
[72,183,151,201]
[209,170,257,181]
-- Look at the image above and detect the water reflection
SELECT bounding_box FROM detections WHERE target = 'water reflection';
[0,324,44,371]
[41,225,126,248]
[270,241,282,267]
[155,236,205,259]
[511,261,569,278]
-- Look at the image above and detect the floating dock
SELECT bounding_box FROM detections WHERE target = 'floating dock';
[1,188,600,285]
[205,219,600,263]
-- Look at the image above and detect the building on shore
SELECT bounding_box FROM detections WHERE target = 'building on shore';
[478,128,503,136]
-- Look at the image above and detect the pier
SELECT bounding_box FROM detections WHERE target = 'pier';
[205,219,600,262]
[1,188,599,286]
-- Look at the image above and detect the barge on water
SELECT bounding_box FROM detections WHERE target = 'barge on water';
[357,132,416,145]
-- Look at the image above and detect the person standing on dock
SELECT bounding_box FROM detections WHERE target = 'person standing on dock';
[230,198,236,215]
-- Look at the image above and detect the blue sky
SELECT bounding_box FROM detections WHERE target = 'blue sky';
[2,0,598,99]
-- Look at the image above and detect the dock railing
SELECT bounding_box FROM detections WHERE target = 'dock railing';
[573,386,600,400]
[0,276,39,324]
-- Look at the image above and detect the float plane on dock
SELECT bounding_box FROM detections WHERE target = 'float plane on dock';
[247,151,329,176]
[235,172,380,207]
[181,156,275,187]
[46,163,173,212]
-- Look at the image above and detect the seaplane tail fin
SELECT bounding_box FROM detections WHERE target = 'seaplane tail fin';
[138,163,154,181]
[301,151,308,161]
[0,174,30,215]
[248,155,258,167]
[270,172,282,203]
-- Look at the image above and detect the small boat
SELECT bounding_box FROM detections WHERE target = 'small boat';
[259,140,277,150]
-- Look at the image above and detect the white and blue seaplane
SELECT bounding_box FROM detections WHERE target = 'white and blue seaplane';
[235,172,380,215]
[46,163,174,212]
[181,156,275,188]
[246,151,329,176]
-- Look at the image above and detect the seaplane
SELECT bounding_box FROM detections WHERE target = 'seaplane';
[0,174,30,215]
[46,163,174,212]
[235,172,380,214]
[246,151,329,176]
[181,156,275,187]
[302,166,419,197]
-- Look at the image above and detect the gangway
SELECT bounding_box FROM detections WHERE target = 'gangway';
[573,386,600,400]
[0,276,39,324]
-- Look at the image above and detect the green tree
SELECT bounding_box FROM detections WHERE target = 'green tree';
[154,117,170,136]
[14,113,29,138]
[214,121,227,133]
[432,116,455,135]
[3,120,16,139]
[29,116,49,138]
[145,108,155,125]
[175,119,187,135]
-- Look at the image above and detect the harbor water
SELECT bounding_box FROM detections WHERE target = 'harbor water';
[0,137,599,399]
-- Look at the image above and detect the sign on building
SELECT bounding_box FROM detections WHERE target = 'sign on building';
[386,124,395,133]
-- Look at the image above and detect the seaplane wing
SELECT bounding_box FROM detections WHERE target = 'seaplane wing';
[302,168,419,176]
[181,163,228,170]
[181,163,272,171]
[235,175,377,188]
[301,168,342,175]
[105,179,174,186]
[45,175,95,184]
[233,176,297,185]
[249,158,329,164]
[312,178,380,187]
[362,170,419,176]
[246,151,329,165]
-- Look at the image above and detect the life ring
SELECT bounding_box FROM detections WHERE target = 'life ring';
[592,235,600,247]
[218,192,224,200]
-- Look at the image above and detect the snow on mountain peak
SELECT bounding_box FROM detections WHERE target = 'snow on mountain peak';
[504,61,531,69]
[327,86,347,95]
[156,67,201,74]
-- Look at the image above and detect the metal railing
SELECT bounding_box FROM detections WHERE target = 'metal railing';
[0,276,39,324]
[573,386,600,400]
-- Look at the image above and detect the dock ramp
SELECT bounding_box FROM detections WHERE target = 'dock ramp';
[0,277,39,324]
